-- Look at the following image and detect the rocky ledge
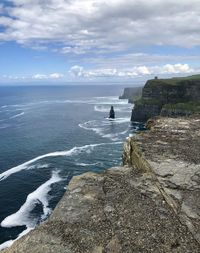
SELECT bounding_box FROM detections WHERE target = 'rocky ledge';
[123,115,200,247]
[3,116,200,253]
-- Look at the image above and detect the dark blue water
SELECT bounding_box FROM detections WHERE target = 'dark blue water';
[0,85,143,249]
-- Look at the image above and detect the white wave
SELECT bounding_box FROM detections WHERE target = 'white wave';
[0,227,33,251]
[79,120,130,141]
[113,117,130,123]
[79,118,130,131]
[93,96,117,99]
[0,142,122,181]
[1,97,128,112]
[79,122,104,136]
[1,101,50,109]
[102,129,129,141]
[62,96,128,105]
[1,171,62,229]
[9,112,25,119]
[76,162,101,167]
[94,105,131,113]
[27,163,50,170]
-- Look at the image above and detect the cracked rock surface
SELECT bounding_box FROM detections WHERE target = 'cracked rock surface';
[123,115,200,247]
[3,166,200,253]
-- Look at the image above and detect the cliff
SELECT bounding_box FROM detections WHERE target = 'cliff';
[131,75,200,122]
[2,116,200,253]
[119,86,142,103]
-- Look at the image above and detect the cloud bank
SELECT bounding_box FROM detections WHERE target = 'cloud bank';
[0,0,200,54]
[0,1,199,82]
[69,64,194,79]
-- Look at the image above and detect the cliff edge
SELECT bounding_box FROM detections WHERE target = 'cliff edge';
[2,116,200,253]
[119,87,142,103]
[131,75,200,122]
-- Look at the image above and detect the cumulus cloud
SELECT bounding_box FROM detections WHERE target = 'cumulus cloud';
[0,0,200,54]
[69,65,84,77]
[32,73,64,80]
[69,63,194,79]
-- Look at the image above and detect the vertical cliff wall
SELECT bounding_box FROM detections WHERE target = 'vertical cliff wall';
[119,86,142,103]
[131,75,200,122]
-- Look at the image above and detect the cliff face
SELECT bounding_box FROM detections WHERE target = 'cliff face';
[2,116,200,253]
[119,87,142,103]
[131,75,200,122]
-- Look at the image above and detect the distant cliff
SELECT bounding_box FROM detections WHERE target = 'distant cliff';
[119,86,142,103]
[131,75,200,122]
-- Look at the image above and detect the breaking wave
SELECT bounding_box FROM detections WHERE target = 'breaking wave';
[1,171,62,229]
[0,142,122,181]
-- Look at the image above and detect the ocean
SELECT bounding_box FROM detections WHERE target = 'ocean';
[0,84,144,249]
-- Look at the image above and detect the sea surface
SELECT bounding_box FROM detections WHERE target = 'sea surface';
[0,84,144,249]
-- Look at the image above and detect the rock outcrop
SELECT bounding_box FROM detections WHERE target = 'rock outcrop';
[119,87,142,103]
[123,115,200,246]
[2,116,200,253]
[131,75,200,122]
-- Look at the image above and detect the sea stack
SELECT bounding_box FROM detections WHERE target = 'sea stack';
[109,105,115,119]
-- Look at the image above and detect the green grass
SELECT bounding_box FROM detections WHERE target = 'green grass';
[146,74,200,88]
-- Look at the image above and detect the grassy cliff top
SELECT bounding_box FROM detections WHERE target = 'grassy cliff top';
[146,74,200,87]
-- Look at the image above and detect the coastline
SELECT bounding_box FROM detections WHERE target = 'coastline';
[2,115,200,252]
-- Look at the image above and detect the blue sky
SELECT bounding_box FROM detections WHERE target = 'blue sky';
[0,0,200,84]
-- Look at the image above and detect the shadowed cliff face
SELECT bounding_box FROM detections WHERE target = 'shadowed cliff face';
[131,76,200,122]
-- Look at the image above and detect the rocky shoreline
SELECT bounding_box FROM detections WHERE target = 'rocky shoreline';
[2,115,200,253]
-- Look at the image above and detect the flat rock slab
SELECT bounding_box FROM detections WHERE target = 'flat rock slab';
[3,166,199,253]
[124,115,200,247]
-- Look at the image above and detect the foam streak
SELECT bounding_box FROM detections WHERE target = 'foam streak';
[1,171,62,228]
[0,142,122,181]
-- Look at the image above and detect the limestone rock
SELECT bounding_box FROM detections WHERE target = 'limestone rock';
[131,75,200,122]
[123,116,200,246]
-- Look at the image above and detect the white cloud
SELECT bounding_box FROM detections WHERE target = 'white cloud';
[32,74,48,80]
[0,0,200,54]
[49,73,64,79]
[161,64,193,74]
[69,63,194,79]
[69,65,84,77]
[32,73,64,80]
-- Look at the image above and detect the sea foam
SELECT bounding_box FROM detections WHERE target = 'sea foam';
[1,171,62,228]
[0,142,122,181]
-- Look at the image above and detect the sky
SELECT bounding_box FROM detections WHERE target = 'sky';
[0,0,200,84]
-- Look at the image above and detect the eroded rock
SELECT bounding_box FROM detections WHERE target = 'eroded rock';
[123,116,200,246]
